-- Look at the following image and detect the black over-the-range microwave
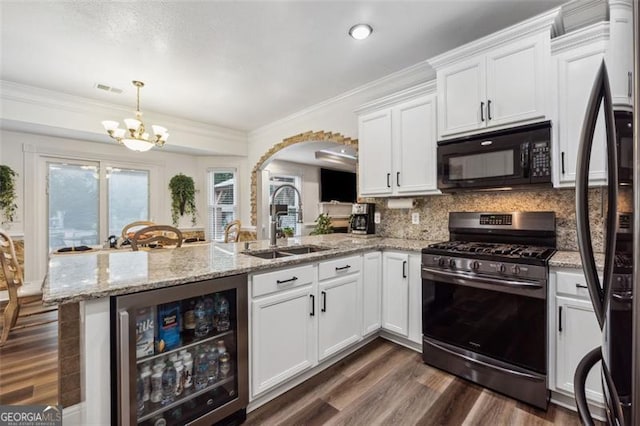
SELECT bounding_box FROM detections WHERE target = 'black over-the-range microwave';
[437,121,552,192]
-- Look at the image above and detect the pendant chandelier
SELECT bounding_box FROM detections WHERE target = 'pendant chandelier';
[101,80,169,152]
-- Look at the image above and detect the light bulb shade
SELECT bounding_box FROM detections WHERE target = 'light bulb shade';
[124,118,142,131]
[152,125,167,136]
[122,138,154,152]
[102,120,120,131]
[113,128,126,139]
[141,132,150,141]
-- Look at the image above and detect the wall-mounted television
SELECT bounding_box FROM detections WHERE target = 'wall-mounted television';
[320,168,356,203]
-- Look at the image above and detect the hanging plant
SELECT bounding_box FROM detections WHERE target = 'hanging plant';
[169,173,198,226]
[0,165,18,225]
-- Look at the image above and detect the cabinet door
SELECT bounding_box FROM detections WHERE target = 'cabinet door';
[251,285,316,397]
[382,252,409,337]
[318,273,362,361]
[437,56,486,138]
[362,251,382,336]
[608,0,633,106]
[394,95,439,195]
[486,34,548,127]
[555,43,607,186]
[555,296,604,404]
[358,110,393,196]
[407,253,423,344]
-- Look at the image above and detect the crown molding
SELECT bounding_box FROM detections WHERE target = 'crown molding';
[428,7,560,70]
[551,21,609,54]
[249,60,434,138]
[609,0,632,11]
[354,80,436,114]
[0,80,248,147]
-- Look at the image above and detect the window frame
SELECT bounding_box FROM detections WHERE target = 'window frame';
[207,168,238,242]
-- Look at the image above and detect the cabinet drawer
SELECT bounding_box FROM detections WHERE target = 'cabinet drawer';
[252,264,316,298]
[555,270,595,299]
[318,255,362,281]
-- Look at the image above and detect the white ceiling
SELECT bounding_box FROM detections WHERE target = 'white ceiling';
[271,141,358,172]
[1,1,564,132]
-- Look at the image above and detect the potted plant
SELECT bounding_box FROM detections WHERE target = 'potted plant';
[0,165,18,225]
[169,174,198,226]
[282,226,295,238]
[310,213,333,235]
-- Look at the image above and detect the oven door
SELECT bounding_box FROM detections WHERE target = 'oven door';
[422,267,547,374]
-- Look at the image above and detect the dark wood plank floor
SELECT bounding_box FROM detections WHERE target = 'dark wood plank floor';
[246,339,590,426]
[0,308,58,405]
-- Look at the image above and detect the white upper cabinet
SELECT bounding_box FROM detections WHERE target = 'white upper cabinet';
[357,83,439,198]
[358,109,393,196]
[429,10,556,139]
[607,0,633,107]
[551,23,608,187]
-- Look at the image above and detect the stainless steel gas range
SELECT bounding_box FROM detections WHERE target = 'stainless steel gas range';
[421,211,556,410]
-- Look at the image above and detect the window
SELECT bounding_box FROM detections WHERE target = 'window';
[269,174,301,235]
[208,169,237,241]
[48,162,99,251]
[107,167,150,237]
[46,160,150,251]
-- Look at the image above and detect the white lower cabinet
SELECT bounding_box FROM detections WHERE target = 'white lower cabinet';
[382,252,409,336]
[551,269,604,406]
[318,257,363,361]
[251,265,318,397]
[362,251,382,336]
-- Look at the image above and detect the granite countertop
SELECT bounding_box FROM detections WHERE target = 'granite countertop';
[43,234,438,305]
[549,250,605,270]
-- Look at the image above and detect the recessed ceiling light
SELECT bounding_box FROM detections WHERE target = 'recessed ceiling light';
[349,24,373,40]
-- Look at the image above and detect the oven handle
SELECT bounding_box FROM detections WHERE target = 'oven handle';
[421,267,543,291]
[424,338,544,382]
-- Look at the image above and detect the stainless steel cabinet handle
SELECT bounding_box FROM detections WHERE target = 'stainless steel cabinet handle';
[480,101,485,122]
[628,71,633,98]
[559,306,563,332]
[310,294,315,316]
[276,276,298,285]
[118,311,130,425]
[335,265,351,271]
[487,99,492,120]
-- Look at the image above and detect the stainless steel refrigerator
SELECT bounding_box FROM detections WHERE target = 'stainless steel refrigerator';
[111,274,248,426]
[573,6,638,424]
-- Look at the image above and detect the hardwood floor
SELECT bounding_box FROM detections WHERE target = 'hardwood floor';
[246,339,590,426]
[0,309,58,406]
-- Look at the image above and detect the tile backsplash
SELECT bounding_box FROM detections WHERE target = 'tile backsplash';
[373,187,612,252]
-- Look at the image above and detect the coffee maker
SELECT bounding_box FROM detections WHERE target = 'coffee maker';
[350,203,375,235]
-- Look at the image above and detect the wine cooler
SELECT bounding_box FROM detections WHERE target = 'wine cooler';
[111,274,248,426]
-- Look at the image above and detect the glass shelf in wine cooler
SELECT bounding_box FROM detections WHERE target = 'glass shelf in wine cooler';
[137,330,234,365]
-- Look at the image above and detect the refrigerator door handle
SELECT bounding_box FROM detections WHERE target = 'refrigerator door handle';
[118,310,131,426]
[575,60,618,329]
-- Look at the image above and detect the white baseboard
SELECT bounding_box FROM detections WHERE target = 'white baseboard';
[550,391,606,421]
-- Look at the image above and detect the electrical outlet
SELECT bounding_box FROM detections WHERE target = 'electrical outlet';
[374,212,381,224]
[412,212,420,225]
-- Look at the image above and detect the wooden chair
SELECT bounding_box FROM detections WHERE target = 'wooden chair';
[129,225,183,251]
[224,220,241,243]
[121,220,156,240]
[0,230,57,346]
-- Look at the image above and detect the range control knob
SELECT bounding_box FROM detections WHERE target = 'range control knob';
[437,257,445,267]
[497,263,506,273]
[449,259,457,268]
[511,265,521,275]
[470,261,480,270]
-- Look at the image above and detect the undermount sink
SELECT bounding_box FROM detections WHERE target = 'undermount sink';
[277,245,329,255]
[242,245,329,260]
